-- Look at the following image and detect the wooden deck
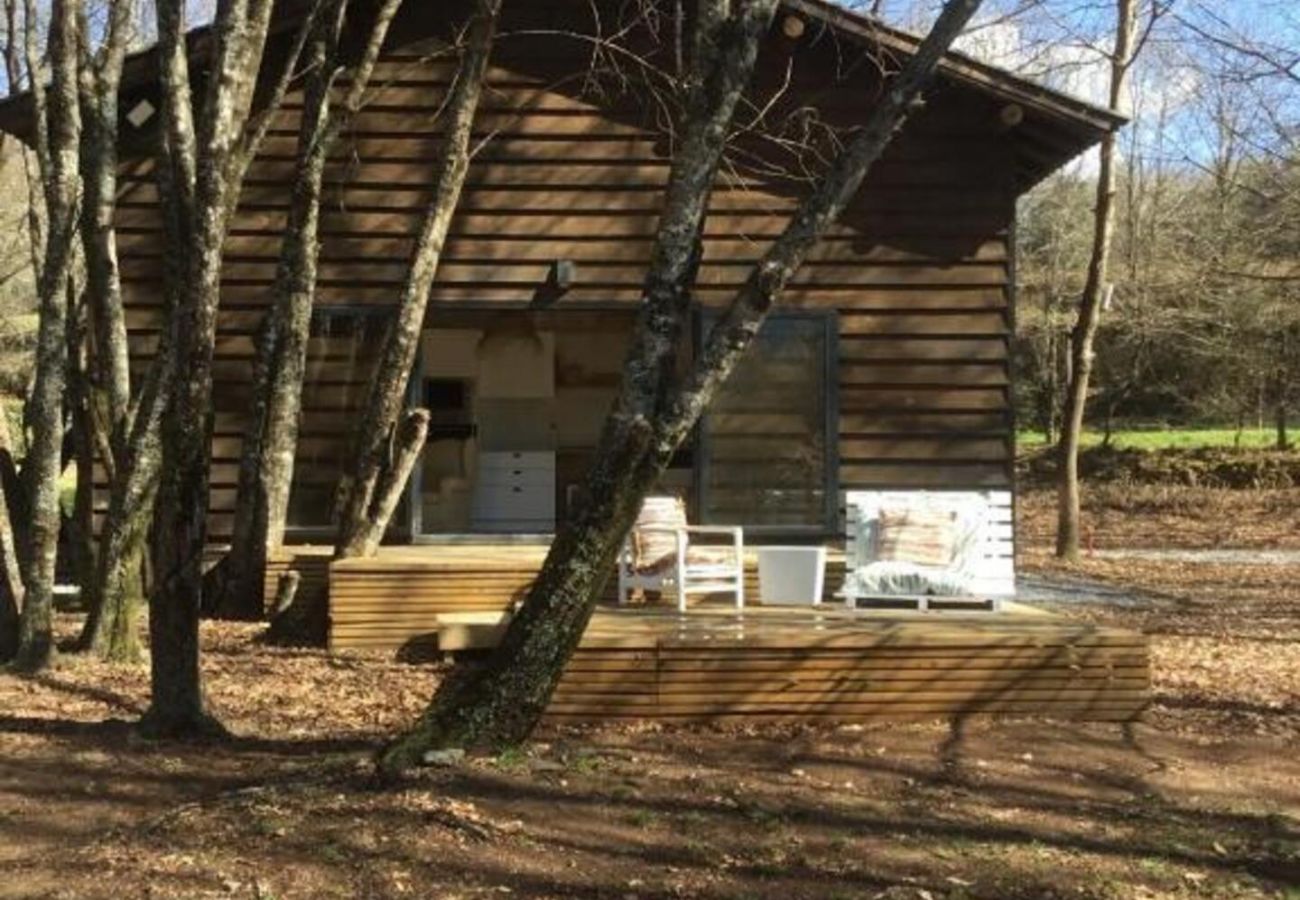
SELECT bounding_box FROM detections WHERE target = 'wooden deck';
[268,543,1150,724]
[272,544,845,651]
[543,606,1149,723]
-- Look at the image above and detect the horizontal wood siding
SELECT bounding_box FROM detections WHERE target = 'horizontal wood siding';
[110,13,1016,540]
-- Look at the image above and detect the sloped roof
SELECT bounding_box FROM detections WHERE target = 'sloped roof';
[785,0,1124,186]
[0,0,1122,187]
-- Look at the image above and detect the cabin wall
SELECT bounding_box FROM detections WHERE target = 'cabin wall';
[106,16,1017,542]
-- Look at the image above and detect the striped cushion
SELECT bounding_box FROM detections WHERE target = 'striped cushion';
[875,507,959,568]
[631,496,688,574]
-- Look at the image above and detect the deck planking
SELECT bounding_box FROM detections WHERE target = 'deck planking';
[304,543,1150,724]
[547,606,1148,723]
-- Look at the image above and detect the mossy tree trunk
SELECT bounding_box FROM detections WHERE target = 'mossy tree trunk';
[0,1,32,664]
[143,0,310,735]
[66,284,100,625]
[15,0,82,673]
[334,0,499,560]
[1056,0,1138,561]
[74,0,145,662]
[208,0,404,620]
[378,0,986,772]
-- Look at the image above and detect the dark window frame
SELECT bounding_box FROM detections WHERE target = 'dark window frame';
[283,305,398,542]
[693,308,840,538]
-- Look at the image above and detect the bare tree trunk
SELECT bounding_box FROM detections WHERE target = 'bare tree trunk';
[73,0,144,660]
[143,0,282,735]
[334,0,500,559]
[1276,394,1289,450]
[8,0,47,295]
[66,282,100,625]
[1055,0,1137,561]
[1,5,40,623]
[0,408,21,661]
[208,0,404,619]
[0,488,20,662]
[15,0,82,672]
[79,0,132,440]
[377,0,984,771]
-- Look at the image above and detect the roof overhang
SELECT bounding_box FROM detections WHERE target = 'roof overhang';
[0,0,1124,189]
[781,0,1126,188]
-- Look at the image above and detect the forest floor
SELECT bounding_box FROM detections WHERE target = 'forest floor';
[1,488,1298,899]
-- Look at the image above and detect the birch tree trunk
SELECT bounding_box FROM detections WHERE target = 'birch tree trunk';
[1055,0,1137,561]
[378,0,984,771]
[333,0,499,560]
[208,0,404,620]
[15,0,82,672]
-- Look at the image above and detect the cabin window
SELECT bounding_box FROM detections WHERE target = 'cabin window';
[285,308,392,534]
[696,312,838,534]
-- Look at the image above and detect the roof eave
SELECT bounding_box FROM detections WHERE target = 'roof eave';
[781,0,1128,136]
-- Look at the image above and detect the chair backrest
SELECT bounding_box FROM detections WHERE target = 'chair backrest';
[845,490,1015,596]
[630,495,688,572]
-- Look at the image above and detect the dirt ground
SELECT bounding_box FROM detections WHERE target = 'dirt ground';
[1,488,1297,899]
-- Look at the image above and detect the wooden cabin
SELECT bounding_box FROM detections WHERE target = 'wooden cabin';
[0,2,1148,722]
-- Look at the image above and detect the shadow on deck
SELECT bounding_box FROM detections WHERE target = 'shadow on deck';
[267,544,1150,724]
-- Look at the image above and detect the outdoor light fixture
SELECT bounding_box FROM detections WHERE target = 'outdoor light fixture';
[550,259,576,291]
[126,99,155,128]
[532,260,577,307]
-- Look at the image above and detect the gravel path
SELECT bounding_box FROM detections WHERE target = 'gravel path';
[1016,573,1161,608]
[1018,546,1300,608]
[1087,548,1300,565]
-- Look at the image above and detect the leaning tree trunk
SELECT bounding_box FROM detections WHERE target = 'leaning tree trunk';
[15,0,82,672]
[208,0,404,620]
[0,0,41,625]
[89,366,168,664]
[75,0,144,660]
[334,0,499,560]
[0,411,22,661]
[0,488,20,662]
[1056,0,1136,561]
[377,0,985,772]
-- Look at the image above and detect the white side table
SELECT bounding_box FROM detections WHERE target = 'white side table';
[756,545,827,605]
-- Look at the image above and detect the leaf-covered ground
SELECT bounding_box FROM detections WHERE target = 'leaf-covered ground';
[0,488,1297,899]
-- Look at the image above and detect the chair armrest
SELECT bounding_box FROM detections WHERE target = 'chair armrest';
[679,525,744,536]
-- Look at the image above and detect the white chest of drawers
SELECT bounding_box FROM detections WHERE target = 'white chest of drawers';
[471,451,556,532]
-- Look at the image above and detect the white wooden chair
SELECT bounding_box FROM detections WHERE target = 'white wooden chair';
[617,496,745,612]
[840,490,1014,611]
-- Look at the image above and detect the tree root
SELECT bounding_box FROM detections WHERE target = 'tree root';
[137,707,231,741]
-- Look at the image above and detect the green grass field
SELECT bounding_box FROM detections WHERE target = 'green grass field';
[1017,428,1282,450]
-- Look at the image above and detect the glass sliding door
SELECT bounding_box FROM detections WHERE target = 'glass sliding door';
[696,312,838,535]
[284,308,392,538]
